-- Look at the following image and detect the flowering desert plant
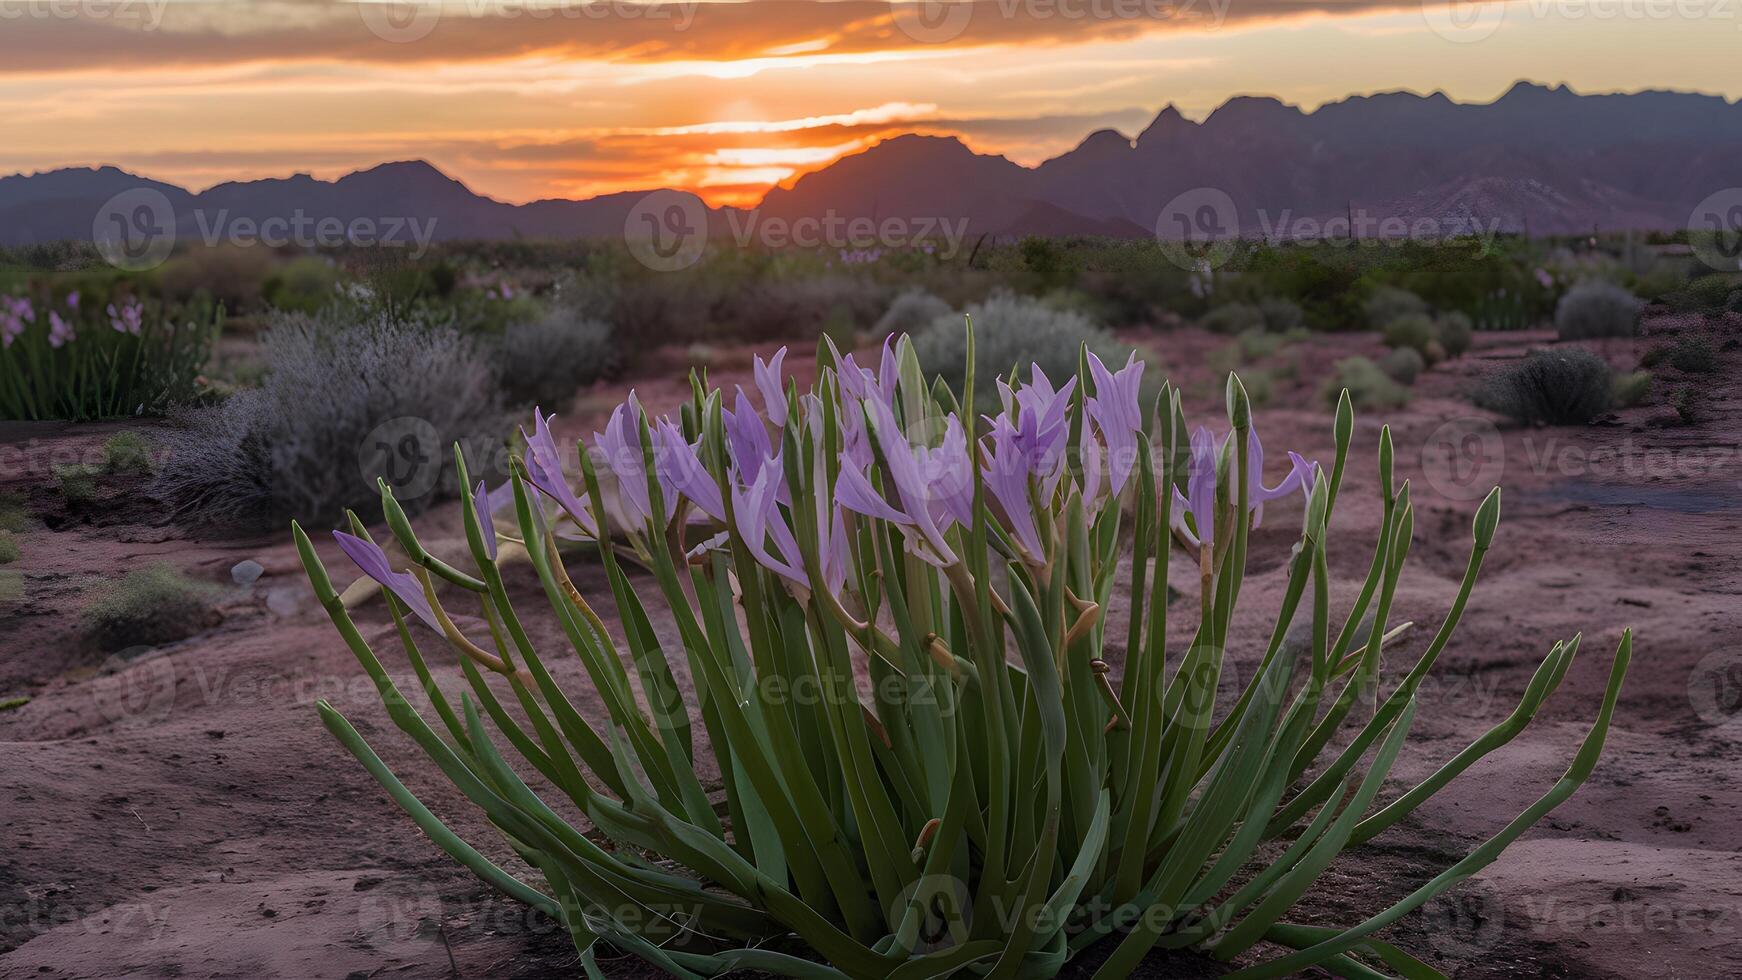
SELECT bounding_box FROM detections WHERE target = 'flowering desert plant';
[0,290,220,421]
[298,330,1629,978]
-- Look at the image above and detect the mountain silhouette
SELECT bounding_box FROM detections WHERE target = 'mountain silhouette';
[4,82,1739,249]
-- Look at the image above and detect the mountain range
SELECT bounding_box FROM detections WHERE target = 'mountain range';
[4,81,1740,250]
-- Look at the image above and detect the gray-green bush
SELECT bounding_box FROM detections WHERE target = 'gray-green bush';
[83,563,217,651]
[1380,346,1425,385]
[1555,280,1640,340]
[873,288,952,338]
[1364,285,1428,329]
[1257,297,1304,333]
[913,291,1128,400]
[1435,311,1474,358]
[1477,348,1613,425]
[1324,356,1410,410]
[1382,313,1437,358]
[1200,302,1265,335]
[154,310,509,534]
[497,310,618,408]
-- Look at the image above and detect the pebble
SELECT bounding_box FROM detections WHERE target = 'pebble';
[231,560,264,587]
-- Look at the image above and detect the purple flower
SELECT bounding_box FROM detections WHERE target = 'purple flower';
[107,300,143,336]
[47,311,75,348]
[65,291,80,311]
[333,531,439,631]
[987,370,1074,495]
[980,415,1047,560]
[655,417,724,522]
[753,346,789,426]
[835,394,959,566]
[521,409,599,538]
[731,457,805,585]
[472,481,499,560]
[1086,351,1145,497]
[588,392,677,529]
[1172,423,1316,548]
[2,297,35,348]
[837,337,898,406]
[724,387,776,476]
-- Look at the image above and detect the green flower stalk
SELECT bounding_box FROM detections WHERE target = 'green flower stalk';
[298,329,1630,979]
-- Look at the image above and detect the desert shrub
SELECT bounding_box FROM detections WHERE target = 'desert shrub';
[496,310,618,408]
[913,291,1127,400]
[158,245,276,313]
[263,256,343,314]
[1435,311,1474,357]
[1240,367,1275,406]
[1,292,221,421]
[1364,285,1427,329]
[1380,346,1425,385]
[0,493,25,532]
[54,463,100,505]
[1666,334,1719,374]
[1201,301,1264,335]
[1235,328,1291,362]
[1674,385,1707,424]
[873,288,952,338]
[153,310,509,534]
[0,533,17,564]
[1555,280,1639,340]
[725,275,888,342]
[1612,371,1652,408]
[1660,273,1742,313]
[1257,297,1304,333]
[1477,348,1613,426]
[103,431,154,475]
[1324,356,1410,410]
[1381,313,1436,357]
[1629,260,1686,301]
[82,563,218,651]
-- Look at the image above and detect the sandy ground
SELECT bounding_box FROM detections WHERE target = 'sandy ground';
[2,316,1740,979]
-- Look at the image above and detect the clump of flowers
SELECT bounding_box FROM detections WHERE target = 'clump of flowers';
[0,289,219,421]
[300,330,1629,978]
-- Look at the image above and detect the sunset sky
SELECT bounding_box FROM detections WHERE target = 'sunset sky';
[2,0,1738,207]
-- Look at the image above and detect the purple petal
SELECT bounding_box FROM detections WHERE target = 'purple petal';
[333,531,439,631]
[472,481,498,560]
[754,347,789,426]
[521,410,598,537]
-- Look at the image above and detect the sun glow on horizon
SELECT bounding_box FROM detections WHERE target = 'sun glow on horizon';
[2,5,1739,206]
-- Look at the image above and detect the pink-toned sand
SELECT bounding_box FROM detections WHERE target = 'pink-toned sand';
[3,317,1739,979]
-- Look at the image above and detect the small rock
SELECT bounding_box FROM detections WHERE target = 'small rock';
[231,560,264,587]
[265,585,305,618]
